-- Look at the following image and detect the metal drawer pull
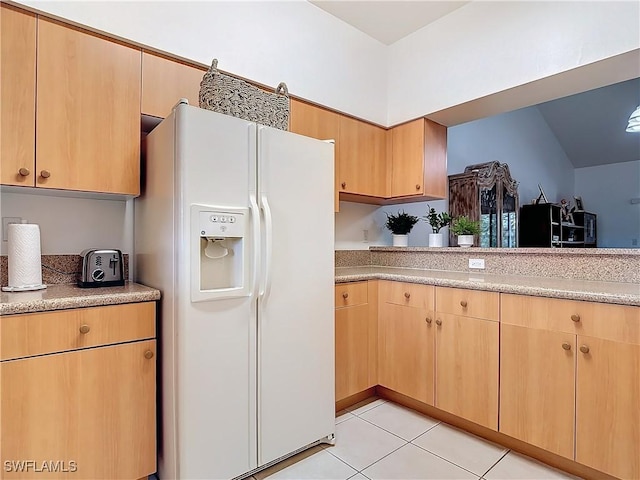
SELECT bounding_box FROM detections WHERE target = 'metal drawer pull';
[580,345,590,354]
[40,170,51,178]
[435,319,442,326]
[79,324,90,334]
[404,292,410,299]
[425,317,432,324]
[342,292,349,299]
[562,342,571,351]
[18,168,30,176]
[460,300,468,308]
[571,314,580,322]
[144,350,154,359]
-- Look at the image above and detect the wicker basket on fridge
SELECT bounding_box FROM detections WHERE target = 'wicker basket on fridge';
[199,59,290,130]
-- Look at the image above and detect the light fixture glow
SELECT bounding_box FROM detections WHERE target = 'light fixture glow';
[627,105,640,132]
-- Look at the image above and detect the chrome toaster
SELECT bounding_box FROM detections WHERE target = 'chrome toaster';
[78,249,125,288]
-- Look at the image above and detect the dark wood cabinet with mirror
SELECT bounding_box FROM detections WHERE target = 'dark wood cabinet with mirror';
[448,162,519,247]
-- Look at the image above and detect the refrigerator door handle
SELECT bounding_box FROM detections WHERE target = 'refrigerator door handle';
[259,193,273,302]
[249,193,261,298]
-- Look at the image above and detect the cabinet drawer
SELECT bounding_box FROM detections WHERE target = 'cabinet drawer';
[501,294,640,345]
[1,302,156,360]
[335,282,368,308]
[436,287,499,321]
[379,280,435,310]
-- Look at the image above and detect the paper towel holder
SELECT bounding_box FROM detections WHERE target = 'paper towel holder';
[2,221,47,292]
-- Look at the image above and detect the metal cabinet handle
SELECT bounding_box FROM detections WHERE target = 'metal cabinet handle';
[580,345,590,354]
[425,317,432,324]
[562,342,571,351]
[404,292,410,299]
[415,184,421,190]
[342,292,349,299]
[79,324,90,334]
[435,319,442,326]
[571,314,581,322]
[341,182,346,188]
[144,350,154,359]
[40,170,51,178]
[18,168,30,177]
[460,300,468,308]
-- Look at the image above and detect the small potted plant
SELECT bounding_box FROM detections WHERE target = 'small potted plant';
[451,215,481,247]
[385,211,419,247]
[423,205,451,247]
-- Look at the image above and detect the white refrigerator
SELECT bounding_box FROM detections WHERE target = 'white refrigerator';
[135,103,335,480]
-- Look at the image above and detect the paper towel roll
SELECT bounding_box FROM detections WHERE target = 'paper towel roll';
[3,223,46,292]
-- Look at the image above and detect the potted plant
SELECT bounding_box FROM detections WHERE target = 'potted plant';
[385,211,419,247]
[451,215,481,247]
[423,205,451,247]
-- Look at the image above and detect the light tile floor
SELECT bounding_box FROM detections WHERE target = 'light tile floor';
[255,398,580,480]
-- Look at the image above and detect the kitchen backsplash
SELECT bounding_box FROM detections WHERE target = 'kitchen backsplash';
[0,254,129,286]
[336,248,639,284]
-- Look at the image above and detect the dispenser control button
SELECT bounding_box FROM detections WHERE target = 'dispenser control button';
[220,217,227,223]
[229,216,236,223]
[210,215,218,222]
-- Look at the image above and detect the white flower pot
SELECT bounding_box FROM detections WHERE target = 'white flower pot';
[428,233,444,247]
[392,234,409,247]
[457,234,474,247]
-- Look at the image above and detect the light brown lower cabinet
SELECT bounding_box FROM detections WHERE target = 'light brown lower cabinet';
[378,303,435,405]
[0,303,157,480]
[335,281,377,402]
[501,293,640,479]
[575,336,640,479]
[500,324,576,458]
[434,312,499,429]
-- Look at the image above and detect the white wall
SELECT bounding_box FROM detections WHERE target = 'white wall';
[575,161,640,248]
[17,0,388,125]
[387,1,640,125]
[0,192,131,255]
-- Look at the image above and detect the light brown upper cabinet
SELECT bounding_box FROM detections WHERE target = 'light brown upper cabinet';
[142,52,206,118]
[338,116,388,198]
[36,19,142,195]
[390,118,447,200]
[0,5,36,186]
[290,99,341,211]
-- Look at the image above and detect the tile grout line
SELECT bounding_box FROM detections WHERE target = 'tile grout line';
[355,412,441,444]
[480,448,511,478]
[407,438,499,478]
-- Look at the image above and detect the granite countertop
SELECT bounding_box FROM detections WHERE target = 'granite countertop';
[336,266,640,306]
[0,282,161,315]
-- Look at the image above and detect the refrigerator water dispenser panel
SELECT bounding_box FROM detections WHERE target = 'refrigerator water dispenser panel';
[191,204,251,302]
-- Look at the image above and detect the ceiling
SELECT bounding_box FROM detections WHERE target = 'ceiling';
[309,1,470,45]
[536,78,640,168]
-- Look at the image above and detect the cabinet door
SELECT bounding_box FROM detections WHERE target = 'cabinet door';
[142,52,205,118]
[500,325,575,458]
[391,118,446,199]
[1,5,36,186]
[378,303,435,405]
[576,336,640,479]
[290,99,341,211]
[36,20,142,195]
[435,313,498,429]
[336,304,371,402]
[1,340,156,480]
[339,116,388,198]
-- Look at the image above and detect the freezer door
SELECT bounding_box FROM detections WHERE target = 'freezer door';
[173,105,259,479]
[257,126,335,466]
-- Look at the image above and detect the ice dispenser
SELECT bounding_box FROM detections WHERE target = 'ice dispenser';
[191,204,251,302]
